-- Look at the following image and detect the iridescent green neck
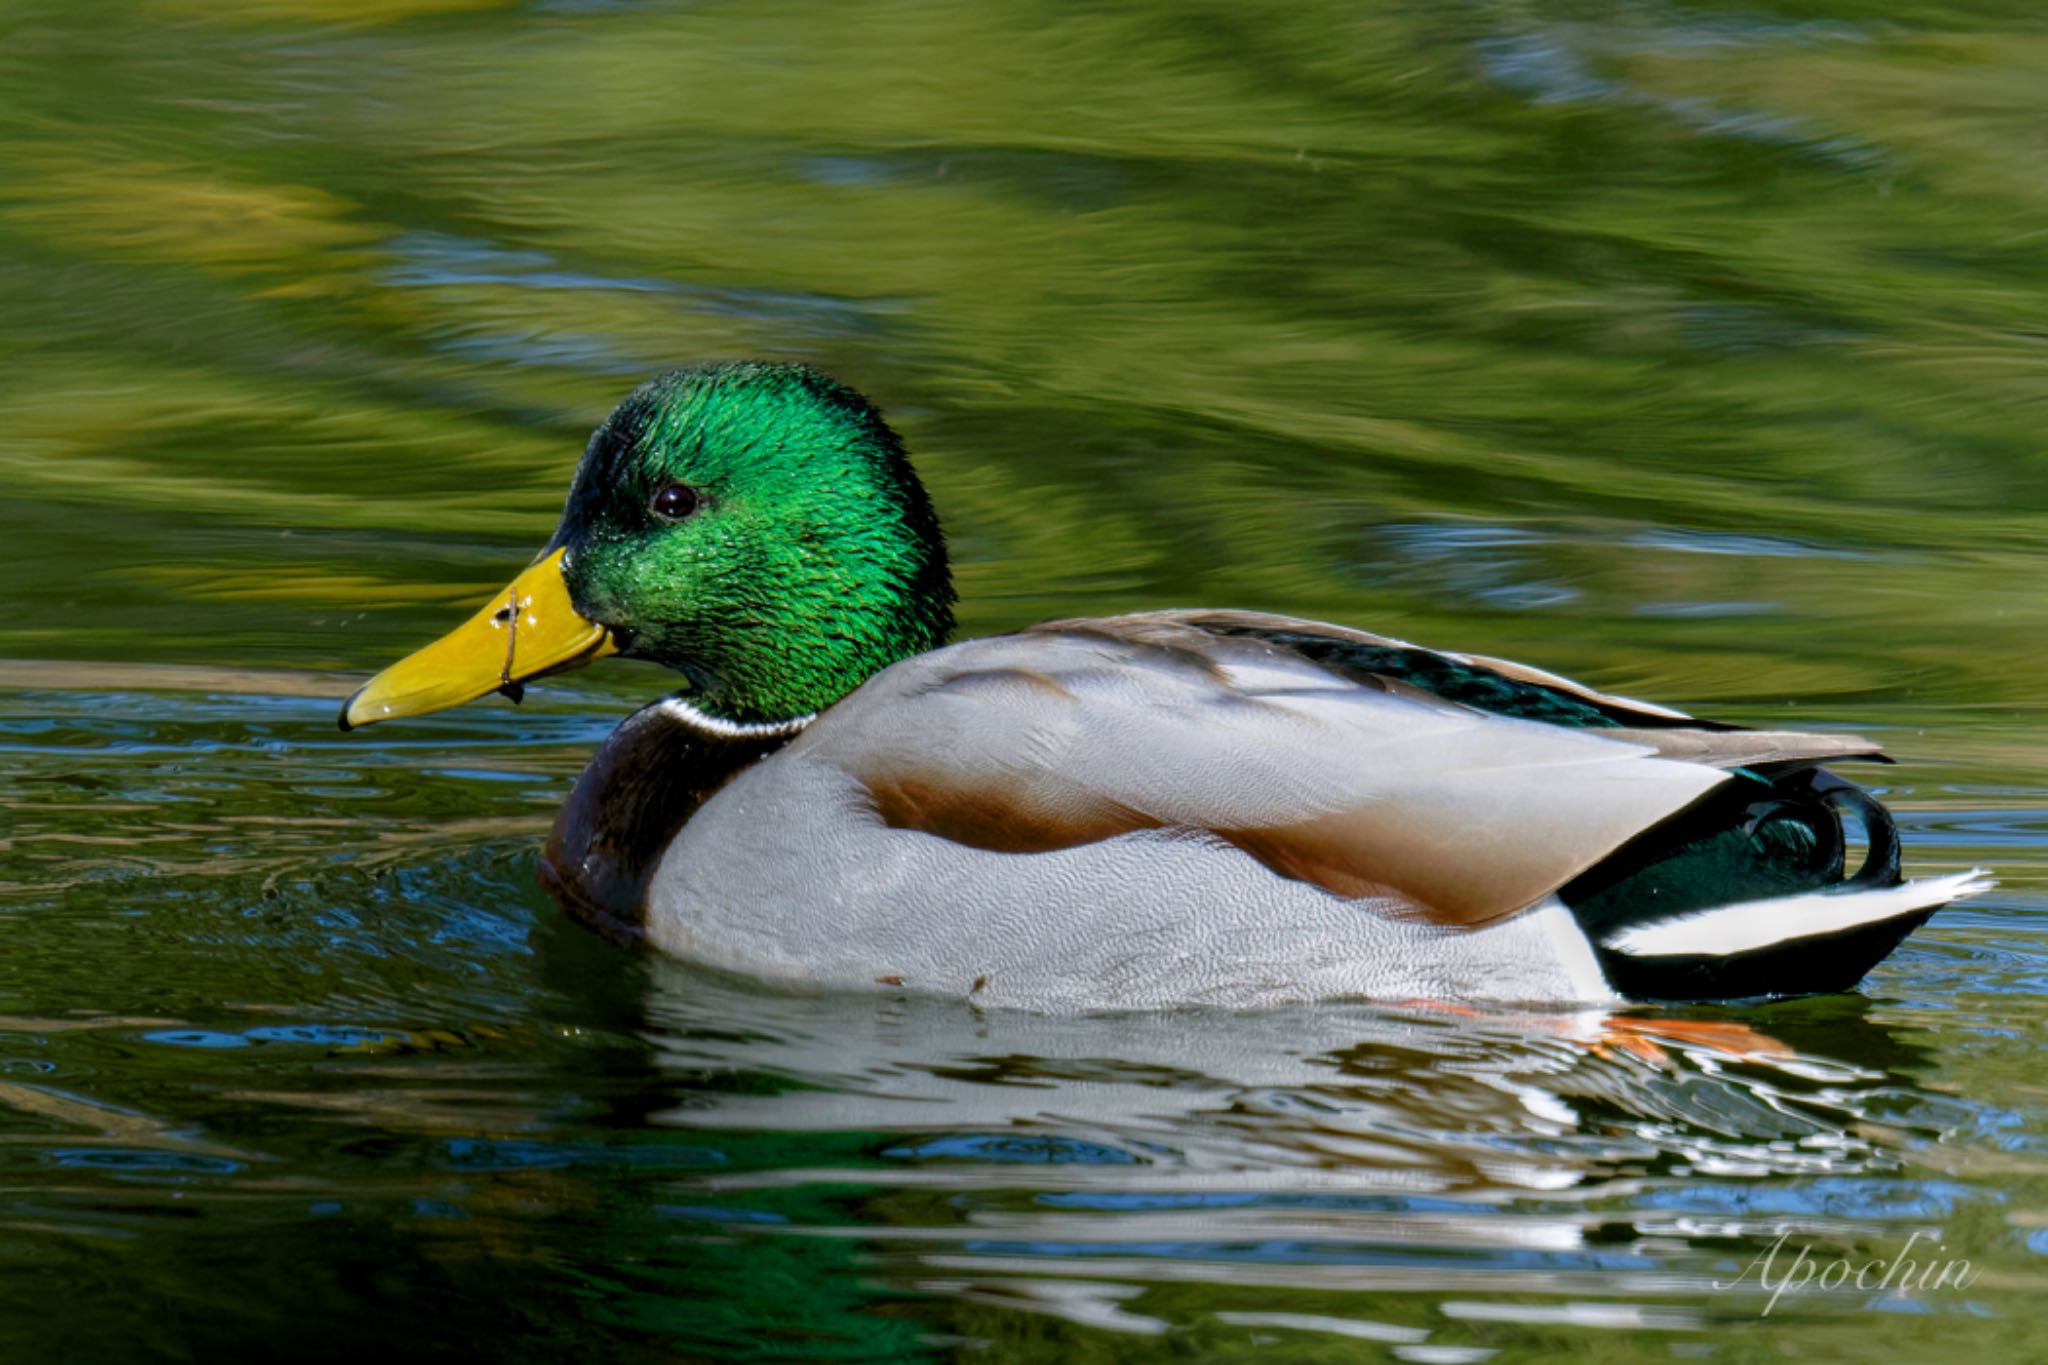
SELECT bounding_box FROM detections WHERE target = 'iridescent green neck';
[556,363,955,725]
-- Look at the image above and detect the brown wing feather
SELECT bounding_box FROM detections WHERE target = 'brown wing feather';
[1603,727,1888,768]
[822,619,1738,926]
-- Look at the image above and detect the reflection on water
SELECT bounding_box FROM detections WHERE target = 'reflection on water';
[3,0,2048,1356]
[0,680,2042,1358]
[637,969,2007,1349]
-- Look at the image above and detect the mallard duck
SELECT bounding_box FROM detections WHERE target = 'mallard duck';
[340,362,1987,1010]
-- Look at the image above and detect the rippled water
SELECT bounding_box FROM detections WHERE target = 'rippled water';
[4,0,2048,1358]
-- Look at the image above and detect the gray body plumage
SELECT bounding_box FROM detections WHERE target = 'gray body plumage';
[653,773,1617,1009]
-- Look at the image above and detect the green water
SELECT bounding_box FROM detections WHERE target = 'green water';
[3,0,2048,1358]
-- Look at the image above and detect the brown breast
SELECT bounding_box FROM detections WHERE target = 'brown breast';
[539,701,799,942]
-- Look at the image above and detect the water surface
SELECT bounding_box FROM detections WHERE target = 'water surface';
[3,0,2047,1358]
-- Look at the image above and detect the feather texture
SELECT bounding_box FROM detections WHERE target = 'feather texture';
[826,621,1733,925]
[531,610,1991,1009]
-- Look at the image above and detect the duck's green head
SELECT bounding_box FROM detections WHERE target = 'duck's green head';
[340,362,955,729]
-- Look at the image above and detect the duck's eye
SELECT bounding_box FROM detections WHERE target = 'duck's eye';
[650,483,702,521]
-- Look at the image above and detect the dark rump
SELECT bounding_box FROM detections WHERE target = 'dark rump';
[1563,766,1908,1002]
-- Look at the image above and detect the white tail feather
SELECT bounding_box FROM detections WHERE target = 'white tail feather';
[1602,870,1994,958]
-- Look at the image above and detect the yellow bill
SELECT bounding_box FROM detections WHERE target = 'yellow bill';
[339,547,619,730]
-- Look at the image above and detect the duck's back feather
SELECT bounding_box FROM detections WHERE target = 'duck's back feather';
[817,616,1747,928]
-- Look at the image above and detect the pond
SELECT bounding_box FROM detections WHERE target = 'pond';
[2,0,2046,1359]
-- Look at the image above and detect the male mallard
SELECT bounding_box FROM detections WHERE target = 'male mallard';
[341,362,1987,1010]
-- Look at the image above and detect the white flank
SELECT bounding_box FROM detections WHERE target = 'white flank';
[1603,871,1994,958]
[1528,897,1621,1002]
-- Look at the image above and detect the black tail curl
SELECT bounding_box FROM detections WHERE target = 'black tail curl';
[1561,765,1918,1003]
